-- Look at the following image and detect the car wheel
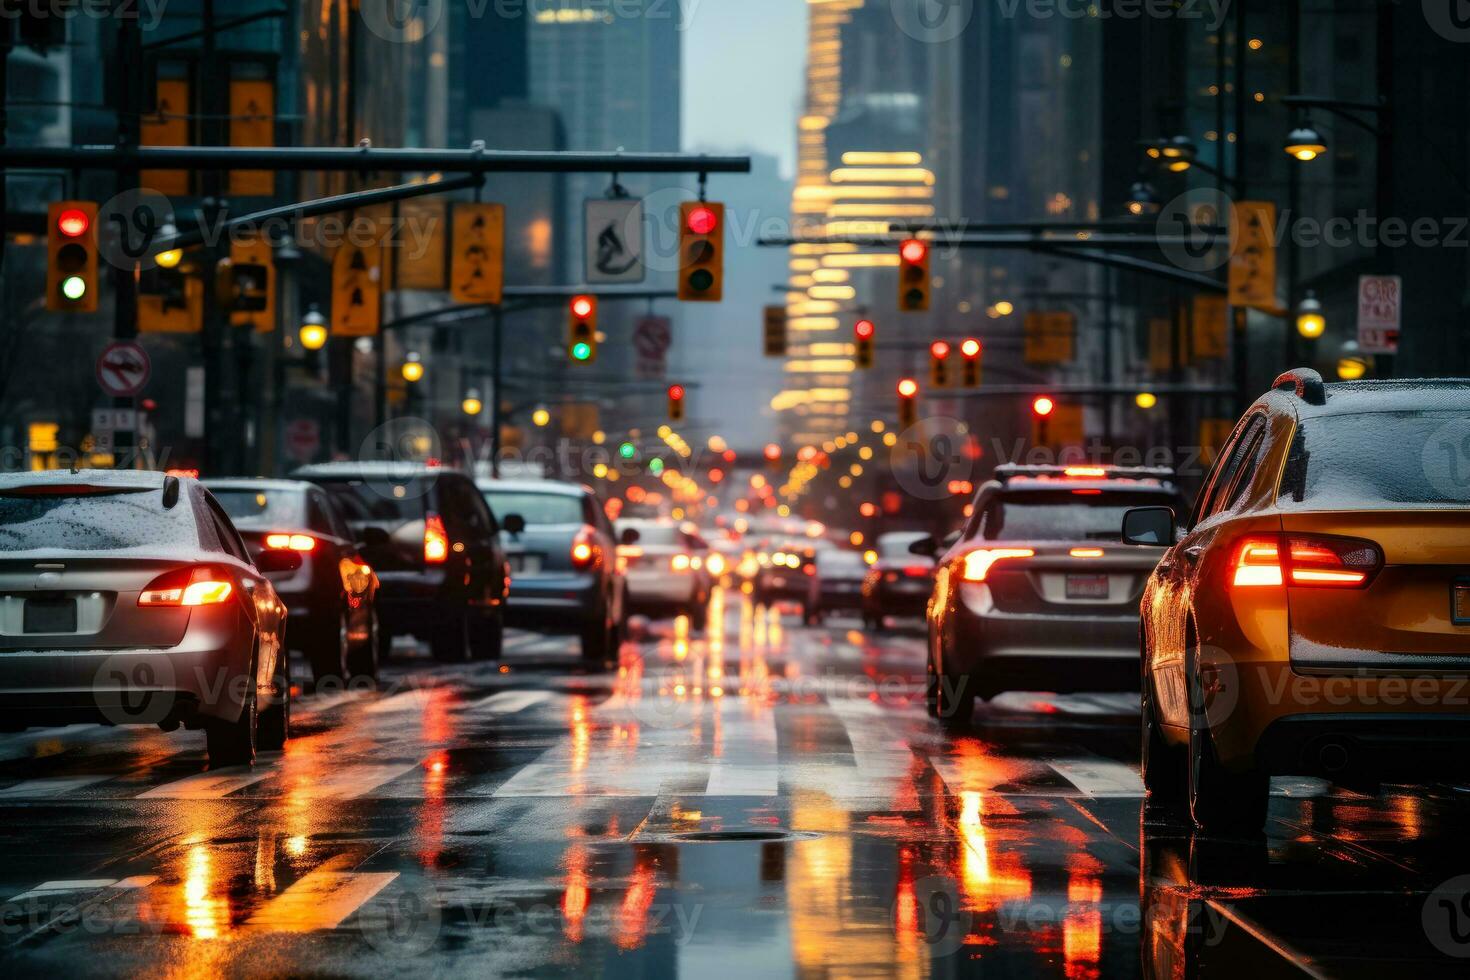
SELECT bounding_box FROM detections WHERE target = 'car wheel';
[431,610,471,663]
[924,656,940,718]
[935,670,973,729]
[347,608,380,683]
[206,668,257,769]
[257,651,290,752]
[1141,678,1186,816]
[471,611,504,662]
[1186,652,1268,834]
[309,611,350,688]
[580,617,612,666]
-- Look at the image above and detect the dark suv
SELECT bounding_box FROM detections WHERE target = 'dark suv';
[294,463,508,663]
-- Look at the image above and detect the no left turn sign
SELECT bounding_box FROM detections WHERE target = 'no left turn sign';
[96,341,151,398]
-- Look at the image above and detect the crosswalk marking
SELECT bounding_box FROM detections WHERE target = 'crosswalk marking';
[1048,759,1144,797]
[0,774,110,799]
[705,764,778,796]
[244,870,399,932]
[302,763,420,799]
[470,690,553,715]
[137,766,274,799]
[363,689,441,714]
[10,876,155,901]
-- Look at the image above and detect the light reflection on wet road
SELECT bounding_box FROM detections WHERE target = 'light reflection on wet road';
[1,587,1468,976]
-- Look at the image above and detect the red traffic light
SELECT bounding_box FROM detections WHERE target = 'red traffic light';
[763,443,782,462]
[961,338,982,358]
[900,239,928,264]
[57,208,90,238]
[930,340,951,359]
[686,205,719,236]
[668,384,686,401]
[854,319,875,340]
[1033,396,1056,417]
[571,295,594,318]
[897,378,919,398]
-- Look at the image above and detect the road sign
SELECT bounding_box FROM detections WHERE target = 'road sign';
[1192,294,1228,360]
[332,239,383,336]
[1357,274,1401,354]
[229,232,276,332]
[585,198,644,284]
[1228,201,1277,309]
[396,195,447,290]
[634,315,672,379]
[285,418,321,463]
[1023,311,1075,364]
[450,202,505,304]
[141,78,191,195]
[227,78,275,197]
[92,408,138,433]
[96,341,151,397]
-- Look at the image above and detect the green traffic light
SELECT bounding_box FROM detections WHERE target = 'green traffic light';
[649,458,664,475]
[618,442,637,460]
[61,276,87,301]
[571,342,592,361]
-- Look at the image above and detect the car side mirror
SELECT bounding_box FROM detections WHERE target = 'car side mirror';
[502,513,526,535]
[256,549,303,574]
[1122,507,1176,547]
[358,526,391,550]
[908,536,939,557]
[619,527,641,546]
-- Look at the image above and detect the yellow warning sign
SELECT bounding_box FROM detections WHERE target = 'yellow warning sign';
[332,236,383,337]
[1228,201,1276,309]
[141,78,191,196]
[450,203,505,305]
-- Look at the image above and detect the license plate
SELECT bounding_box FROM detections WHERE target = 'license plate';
[509,555,542,575]
[1066,574,1110,600]
[1453,581,1470,625]
[24,597,77,633]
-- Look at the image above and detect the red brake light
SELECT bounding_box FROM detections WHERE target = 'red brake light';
[424,513,449,564]
[1064,466,1107,478]
[571,526,599,570]
[139,566,235,606]
[961,548,1034,582]
[264,533,316,552]
[1230,534,1380,589]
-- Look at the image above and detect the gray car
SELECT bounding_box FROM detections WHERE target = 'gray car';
[0,470,297,768]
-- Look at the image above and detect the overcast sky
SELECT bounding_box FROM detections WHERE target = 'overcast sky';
[681,0,806,178]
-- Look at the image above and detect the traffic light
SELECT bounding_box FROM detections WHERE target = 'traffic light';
[960,338,983,387]
[763,305,787,357]
[568,294,598,363]
[854,319,875,369]
[929,340,953,388]
[1032,395,1056,418]
[897,238,930,312]
[678,201,724,302]
[668,384,686,422]
[47,202,99,313]
[897,377,919,430]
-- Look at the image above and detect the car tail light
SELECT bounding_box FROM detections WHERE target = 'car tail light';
[962,548,1035,582]
[706,553,727,576]
[1070,547,1104,558]
[139,566,235,607]
[902,565,929,578]
[1064,466,1107,478]
[803,563,816,576]
[424,513,449,564]
[1231,534,1381,589]
[671,553,693,572]
[264,532,316,552]
[571,526,599,570]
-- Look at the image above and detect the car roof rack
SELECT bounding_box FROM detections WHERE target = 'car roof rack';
[1271,367,1326,405]
[994,463,1176,482]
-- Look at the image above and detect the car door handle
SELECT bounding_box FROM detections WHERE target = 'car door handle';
[1183,545,1206,564]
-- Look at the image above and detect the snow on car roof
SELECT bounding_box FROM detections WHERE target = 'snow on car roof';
[0,468,168,490]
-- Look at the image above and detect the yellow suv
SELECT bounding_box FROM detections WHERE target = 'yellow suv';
[1125,369,1470,832]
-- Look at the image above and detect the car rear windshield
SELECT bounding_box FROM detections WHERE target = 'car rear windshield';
[818,551,868,575]
[623,523,680,546]
[1281,411,1470,507]
[211,488,304,529]
[483,491,583,526]
[983,489,1181,541]
[315,479,426,524]
[878,533,929,559]
[0,489,200,554]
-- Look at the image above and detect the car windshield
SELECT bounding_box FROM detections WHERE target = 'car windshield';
[1282,411,1470,507]
[0,489,200,554]
[878,533,928,559]
[211,488,304,529]
[483,491,583,526]
[315,479,426,524]
[983,490,1181,541]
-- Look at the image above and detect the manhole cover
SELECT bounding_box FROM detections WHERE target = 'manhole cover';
[673,830,816,843]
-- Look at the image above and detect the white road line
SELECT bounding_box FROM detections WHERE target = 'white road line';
[244,870,400,932]
[305,763,420,799]
[10,877,155,901]
[470,690,553,715]
[0,774,110,799]
[705,764,778,796]
[363,689,440,714]
[1049,759,1145,797]
[136,766,274,800]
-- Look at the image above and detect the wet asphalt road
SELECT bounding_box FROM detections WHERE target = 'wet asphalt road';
[2,588,1470,977]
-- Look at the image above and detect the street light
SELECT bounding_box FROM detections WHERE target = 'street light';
[532,407,551,428]
[462,390,483,416]
[1148,135,1197,172]
[154,222,183,270]
[298,305,328,351]
[1284,124,1327,162]
[1135,392,1158,410]
[1337,340,1371,380]
[402,352,424,383]
[1295,291,1326,339]
[1125,181,1160,216]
